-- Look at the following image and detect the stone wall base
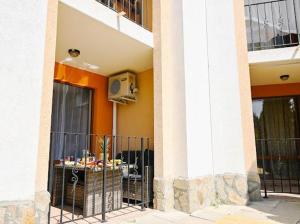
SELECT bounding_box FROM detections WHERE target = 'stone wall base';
[174,176,215,213]
[0,191,50,224]
[154,173,261,213]
[247,172,262,201]
[214,174,248,205]
[153,177,174,211]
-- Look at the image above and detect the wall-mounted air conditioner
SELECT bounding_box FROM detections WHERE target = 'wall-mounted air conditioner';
[108,72,137,104]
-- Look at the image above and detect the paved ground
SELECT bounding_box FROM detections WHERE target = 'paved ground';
[50,193,300,224]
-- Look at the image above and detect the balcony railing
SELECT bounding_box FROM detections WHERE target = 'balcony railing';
[48,133,154,223]
[245,0,300,51]
[96,0,152,31]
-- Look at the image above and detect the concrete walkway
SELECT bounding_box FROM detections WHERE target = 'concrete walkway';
[120,194,300,224]
[50,194,300,224]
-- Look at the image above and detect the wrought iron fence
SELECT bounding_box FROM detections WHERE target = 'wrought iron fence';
[96,0,151,30]
[256,138,300,198]
[48,133,154,223]
[245,0,300,51]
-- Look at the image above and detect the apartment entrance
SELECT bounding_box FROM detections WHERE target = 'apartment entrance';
[47,82,153,223]
[253,96,300,195]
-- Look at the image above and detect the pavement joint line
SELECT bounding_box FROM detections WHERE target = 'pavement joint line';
[269,200,282,212]
[189,214,215,223]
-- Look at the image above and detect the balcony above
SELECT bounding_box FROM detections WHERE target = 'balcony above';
[95,0,152,31]
[59,0,153,47]
[56,0,153,75]
[245,0,300,51]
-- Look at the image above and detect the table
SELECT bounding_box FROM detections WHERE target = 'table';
[51,165,122,216]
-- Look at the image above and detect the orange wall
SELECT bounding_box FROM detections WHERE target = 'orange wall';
[54,63,113,136]
[252,83,300,99]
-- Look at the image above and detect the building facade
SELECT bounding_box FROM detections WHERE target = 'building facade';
[0,0,300,223]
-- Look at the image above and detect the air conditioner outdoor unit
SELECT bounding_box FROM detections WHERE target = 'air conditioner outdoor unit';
[108,72,137,103]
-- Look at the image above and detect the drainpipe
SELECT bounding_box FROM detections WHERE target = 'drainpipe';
[113,102,117,158]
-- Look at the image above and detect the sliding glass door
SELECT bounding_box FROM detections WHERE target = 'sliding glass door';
[253,96,300,193]
[50,82,92,160]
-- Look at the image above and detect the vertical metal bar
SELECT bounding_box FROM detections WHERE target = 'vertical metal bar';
[133,137,138,205]
[47,133,55,223]
[292,0,300,44]
[129,0,131,20]
[284,0,293,44]
[270,139,276,192]
[127,137,130,207]
[141,138,145,211]
[120,136,123,209]
[83,135,89,217]
[261,140,268,198]
[112,135,116,211]
[146,138,150,207]
[298,139,300,193]
[277,1,285,45]
[145,166,149,208]
[256,5,262,49]
[92,147,96,216]
[141,0,144,27]
[134,0,137,23]
[286,139,292,193]
[263,3,269,49]
[145,0,148,29]
[279,140,284,192]
[271,2,278,47]
[249,4,255,51]
[101,135,107,222]
[60,133,67,223]
[134,137,137,206]
[71,134,79,220]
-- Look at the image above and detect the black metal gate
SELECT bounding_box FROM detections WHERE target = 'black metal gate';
[48,133,154,223]
[256,138,300,197]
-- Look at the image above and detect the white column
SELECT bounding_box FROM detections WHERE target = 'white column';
[0,1,57,203]
[206,0,247,175]
[181,0,214,179]
[153,0,259,212]
[154,0,214,181]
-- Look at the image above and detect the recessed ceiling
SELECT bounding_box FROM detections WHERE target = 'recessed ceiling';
[56,2,153,76]
[250,60,300,86]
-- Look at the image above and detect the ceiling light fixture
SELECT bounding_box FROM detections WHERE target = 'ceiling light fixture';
[68,49,80,57]
[280,74,290,81]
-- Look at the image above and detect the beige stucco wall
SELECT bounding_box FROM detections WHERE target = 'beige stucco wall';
[233,0,257,175]
[117,69,154,140]
[153,0,189,179]
[35,0,58,193]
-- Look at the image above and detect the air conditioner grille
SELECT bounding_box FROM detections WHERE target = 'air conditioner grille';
[110,79,121,95]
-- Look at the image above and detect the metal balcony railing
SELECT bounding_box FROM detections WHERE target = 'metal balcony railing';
[48,133,154,223]
[256,138,300,198]
[96,0,151,31]
[245,0,300,51]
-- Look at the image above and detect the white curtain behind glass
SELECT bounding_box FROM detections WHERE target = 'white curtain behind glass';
[51,82,92,160]
[245,0,300,45]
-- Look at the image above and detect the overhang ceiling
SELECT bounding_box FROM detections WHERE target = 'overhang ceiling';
[55,2,153,76]
[250,60,300,86]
